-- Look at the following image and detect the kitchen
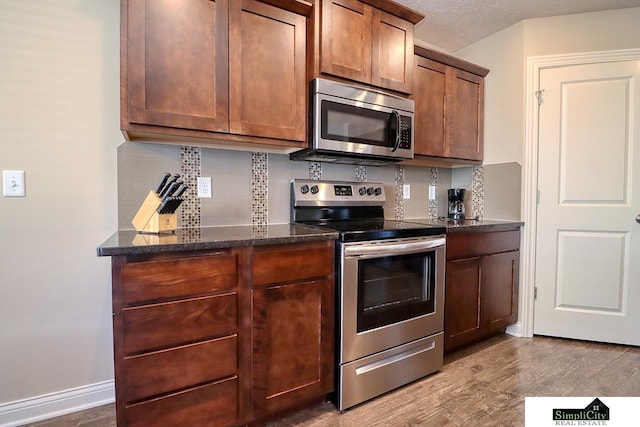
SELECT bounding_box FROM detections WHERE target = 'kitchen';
[1,1,639,426]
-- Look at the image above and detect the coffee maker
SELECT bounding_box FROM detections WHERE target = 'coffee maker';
[447,188,466,221]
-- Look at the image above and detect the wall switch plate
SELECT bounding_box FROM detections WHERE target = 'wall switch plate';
[403,184,410,199]
[197,176,212,198]
[428,185,436,200]
[3,170,25,197]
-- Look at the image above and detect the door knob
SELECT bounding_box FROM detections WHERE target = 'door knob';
[637,214,640,224]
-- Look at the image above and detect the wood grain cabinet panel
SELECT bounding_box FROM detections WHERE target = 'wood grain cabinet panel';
[122,0,309,149]
[319,0,415,93]
[413,56,447,157]
[123,294,237,354]
[412,47,488,162]
[229,0,306,141]
[252,278,334,415]
[123,336,237,403]
[444,229,520,352]
[251,241,334,286]
[125,0,229,132]
[124,377,239,427]
[447,69,484,161]
[445,257,483,350]
[321,0,372,85]
[371,8,414,93]
[121,252,237,305]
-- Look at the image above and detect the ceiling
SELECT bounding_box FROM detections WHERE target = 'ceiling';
[395,0,640,51]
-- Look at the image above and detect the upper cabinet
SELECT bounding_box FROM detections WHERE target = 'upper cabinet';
[121,0,310,149]
[313,0,423,94]
[412,46,489,163]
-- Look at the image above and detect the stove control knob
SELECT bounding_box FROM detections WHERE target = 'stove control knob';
[374,187,382,196]
[300,184,309,194]
[358,187,367,196]
[310,185,319,194]
[367,187,375,195]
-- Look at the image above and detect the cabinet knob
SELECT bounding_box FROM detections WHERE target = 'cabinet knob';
[636,214,640,224]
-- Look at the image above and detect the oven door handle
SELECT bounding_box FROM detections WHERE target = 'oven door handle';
[344,237,445,258]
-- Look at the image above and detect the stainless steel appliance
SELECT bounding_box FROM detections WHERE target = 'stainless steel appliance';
[290,79,414,166]
[291,179,445,410]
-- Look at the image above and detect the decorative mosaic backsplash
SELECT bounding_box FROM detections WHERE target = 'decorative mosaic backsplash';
[428,167,438,219]
[394,165,405,221]
[308,161,322,181]
[355,165,367,182]
[472,165,484,220]
[180,146,201,229]
[251,153,268,227]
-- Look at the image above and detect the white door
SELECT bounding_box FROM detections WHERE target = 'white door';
[534,59,640,345]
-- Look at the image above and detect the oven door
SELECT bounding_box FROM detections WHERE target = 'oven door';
[313,92,413,161]
[339,236,445,363]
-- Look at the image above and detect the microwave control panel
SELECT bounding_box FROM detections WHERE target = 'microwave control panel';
[399,116,412,149]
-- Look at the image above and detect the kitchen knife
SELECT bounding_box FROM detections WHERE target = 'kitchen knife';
[155,172,171,195]
[159,174,180,197]
[172,183,187,198]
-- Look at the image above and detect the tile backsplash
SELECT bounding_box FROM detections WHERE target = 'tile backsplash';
[117,142,512,229]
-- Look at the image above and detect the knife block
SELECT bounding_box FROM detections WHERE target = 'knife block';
[132,191,177,233]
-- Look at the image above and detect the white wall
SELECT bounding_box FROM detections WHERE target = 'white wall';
[456,7,640,167]
[0,0,120,419]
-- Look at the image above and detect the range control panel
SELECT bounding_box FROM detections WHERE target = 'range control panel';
[292,179,386,207]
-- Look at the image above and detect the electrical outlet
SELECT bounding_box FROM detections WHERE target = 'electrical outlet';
[197,176,212,198]
[428,185,436,200]
[3,170,25,197]
[403,184,410,199]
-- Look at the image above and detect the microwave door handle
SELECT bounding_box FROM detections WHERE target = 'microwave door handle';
[391,110,401,152]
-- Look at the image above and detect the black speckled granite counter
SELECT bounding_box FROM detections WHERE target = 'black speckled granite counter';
[405,218,524,233]
[97,224,339,257]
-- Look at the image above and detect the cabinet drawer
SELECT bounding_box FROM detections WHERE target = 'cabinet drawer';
[446,229,520,260]
[121,253,237,306]
[124,376,238,427]
[123,294,237,354]
[123,335,237,403]
[251,241,333,286]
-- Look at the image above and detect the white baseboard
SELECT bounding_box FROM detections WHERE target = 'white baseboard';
[506,322,523,337]
[0,380,114,427]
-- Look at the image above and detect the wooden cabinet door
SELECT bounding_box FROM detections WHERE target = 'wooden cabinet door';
[229,0,306,141]
[251,278,334,415]
[321,0,372,84]
[447,68,484,160]
[444,257,483,352]
[371,8,414,94]
[413,56,447,157]
[125,0,229,132]
[482,251,519,334]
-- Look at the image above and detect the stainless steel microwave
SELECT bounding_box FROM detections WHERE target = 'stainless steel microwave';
[290,78,414,166]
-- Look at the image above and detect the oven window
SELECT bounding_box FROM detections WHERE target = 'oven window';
[321,101,392,147]
[357,252,435,332]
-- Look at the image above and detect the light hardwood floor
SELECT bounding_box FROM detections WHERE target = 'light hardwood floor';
[23,335,640,427]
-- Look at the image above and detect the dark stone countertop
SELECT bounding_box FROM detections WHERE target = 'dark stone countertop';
[405,218,524,233]
[97,224,339,257]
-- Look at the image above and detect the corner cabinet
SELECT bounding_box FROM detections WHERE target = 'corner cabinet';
[444,227,520,353]
[110,240,335,426]
[412,46,489,162]
[312,0,423,94]
[121,0,309,149]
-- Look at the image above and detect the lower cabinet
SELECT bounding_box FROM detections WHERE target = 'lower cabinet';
[444,228,520,352]
[111,241,335,426]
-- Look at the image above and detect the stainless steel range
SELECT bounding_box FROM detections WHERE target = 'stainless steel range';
[291,179,446,410]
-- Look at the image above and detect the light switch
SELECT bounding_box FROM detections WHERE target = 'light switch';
[3,170,25,197]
